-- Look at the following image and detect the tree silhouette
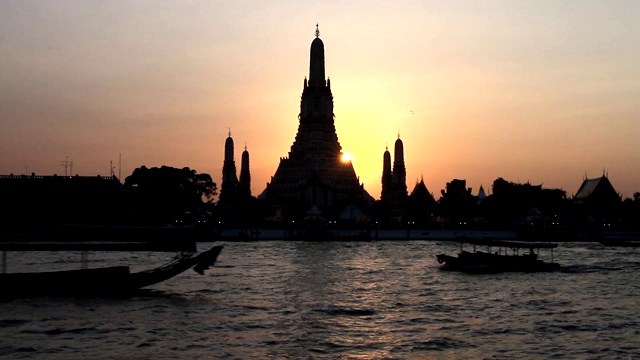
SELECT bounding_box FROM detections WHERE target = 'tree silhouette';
[121,166,217,225]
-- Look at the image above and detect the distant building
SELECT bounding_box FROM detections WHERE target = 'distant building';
[573,174,621,223]
[218,130,254,206]
[259,25,372,218]
[218,130,240,205]
[380,135,409,217]
[239,144,251,198]
[574,175,621,206]
[477,185,487,204]
[410,177,436,204]
[0,173,122,231]
[408,176,437,223]
[391,135,409,208]
[380,146,393,203]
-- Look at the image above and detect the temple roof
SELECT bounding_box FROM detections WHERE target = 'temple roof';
[573,175,620,203]
[410,178,435,203]
[574,178,601,200]
[477,185,487,199]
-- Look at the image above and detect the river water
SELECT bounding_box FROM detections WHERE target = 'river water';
[1,240,639,359]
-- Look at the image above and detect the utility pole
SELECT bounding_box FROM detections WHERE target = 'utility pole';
[61,156,73,177]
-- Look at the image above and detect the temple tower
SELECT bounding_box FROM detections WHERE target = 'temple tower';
[239,144,251,197]
[383,134,408,216]
[381,146,393,202]
[260,25,371,215]
[289,25,341,165]
[392,134,408,197]
[219,130,239,204]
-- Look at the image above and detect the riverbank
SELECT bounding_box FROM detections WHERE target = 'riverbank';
[2,225,637,243]
[214,228,640,242]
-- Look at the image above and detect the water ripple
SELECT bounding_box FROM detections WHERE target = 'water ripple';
[1,241,639,359]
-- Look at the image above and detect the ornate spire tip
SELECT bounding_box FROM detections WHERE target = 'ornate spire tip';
[315,23,320,38]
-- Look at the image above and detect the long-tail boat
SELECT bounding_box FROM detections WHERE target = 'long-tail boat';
[0,235,222,297]
[435,238,560,273]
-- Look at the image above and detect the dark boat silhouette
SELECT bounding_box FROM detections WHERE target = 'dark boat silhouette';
[436,238,560,273]
[0,237,222,297]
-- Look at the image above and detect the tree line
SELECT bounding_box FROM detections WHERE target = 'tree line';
[1,166,638,233]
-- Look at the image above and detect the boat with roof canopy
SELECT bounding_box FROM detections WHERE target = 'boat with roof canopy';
[436,238,560,273]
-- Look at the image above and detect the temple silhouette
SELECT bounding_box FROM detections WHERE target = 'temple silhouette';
[380,135,411,217]
[0,27,636,237]
[210,26,633,232]
[257,25,373,219]
[218,130,251,207]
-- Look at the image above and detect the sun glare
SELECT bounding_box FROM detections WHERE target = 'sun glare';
[341,152,353,162]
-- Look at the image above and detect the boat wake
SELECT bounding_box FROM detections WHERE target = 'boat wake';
[559,264,624,273]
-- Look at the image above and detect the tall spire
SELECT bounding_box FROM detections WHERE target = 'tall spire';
[308,24,325,87]
[292,24,338,159]
[220,130,239,205]
[224,130,235,162]
[381,146,393,202]
[239,144,251,197]
[392,136,407,196]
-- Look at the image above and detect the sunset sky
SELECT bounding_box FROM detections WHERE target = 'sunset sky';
[1,1,638,200]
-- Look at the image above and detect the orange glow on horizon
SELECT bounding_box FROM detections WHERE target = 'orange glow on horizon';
[1,3,638,201]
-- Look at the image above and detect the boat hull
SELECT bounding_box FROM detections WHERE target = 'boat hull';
[436,252,560,273]
[1,266,132,296]
[0,245,223,297]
